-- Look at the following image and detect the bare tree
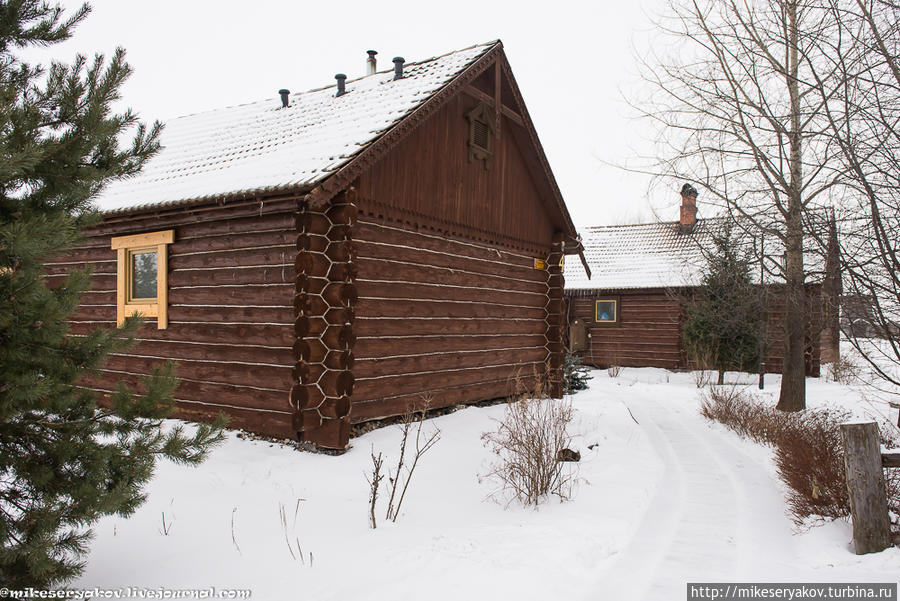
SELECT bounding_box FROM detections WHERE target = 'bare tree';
[637,0,850,410]
[813,0,900,389]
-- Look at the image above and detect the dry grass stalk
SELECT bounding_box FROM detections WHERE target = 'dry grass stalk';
[481,367,577,506]
[376,397,442,523]
[231,507,241,555]
[278,499,308,564]
[366,448,384,529]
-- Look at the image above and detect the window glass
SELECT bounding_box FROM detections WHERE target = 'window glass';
[131,250,158,300]
[595,300,617,323]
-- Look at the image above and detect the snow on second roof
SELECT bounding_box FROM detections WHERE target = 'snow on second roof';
[566,215,829,291]
[566,220,714,291]
[93,42,496,214]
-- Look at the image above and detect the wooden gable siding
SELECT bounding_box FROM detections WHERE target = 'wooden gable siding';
[357,91,554,251]
[568,286,825,376]
[56,196,301,438]
[349,213,554,422]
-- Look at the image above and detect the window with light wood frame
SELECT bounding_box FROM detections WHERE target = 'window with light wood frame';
[110,230,174,329]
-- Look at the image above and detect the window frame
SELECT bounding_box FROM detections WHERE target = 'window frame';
[594,298,619,324]
[111,230,174,329]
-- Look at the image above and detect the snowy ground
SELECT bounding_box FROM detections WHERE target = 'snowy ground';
[75,360,900,600]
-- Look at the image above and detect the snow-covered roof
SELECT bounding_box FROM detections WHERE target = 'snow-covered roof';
[566,220,715,291]
[93,42,497,214]
[566,215,830,292]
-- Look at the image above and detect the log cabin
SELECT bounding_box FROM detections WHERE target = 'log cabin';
[53,41,588,450]
[564,185,840,376]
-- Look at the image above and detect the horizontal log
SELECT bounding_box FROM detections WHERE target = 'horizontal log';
[169,284,292,306]
[320,395,351,419]
[174,403,295,440]
[169,266,293,287]
[355,334,546,358]
[356,221,543,272]
[350,377,525,422]
[326,203,358,226]
[353,361,544,400]
[46,246,117,265]
[355,317,543,337]
[356,238,548,285]
[176,211,295,239]
[356,280,545,308]
[295,251,331,277]
[89,196,298,234]
[296,232,329,253]
[170,230,295,254]
[102,354,291,390]
[69,321,294,346]
[322,282,357,306]
[123,339,292,365]
[294,408,324,432]
[355,256,547,294]
[167,304,293,324]
[883,453,900,468]
[84,371,291,413]
[318,369,354,396]
[296,212,332,236]
[300,415,349,449]
[325,240,356,263]
[356,297,546,320]
[354,346,548,380]
[170,245,293,269]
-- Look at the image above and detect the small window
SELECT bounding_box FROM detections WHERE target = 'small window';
[466,102,495,168]
[595,299,618,324]
[111,230,174,329]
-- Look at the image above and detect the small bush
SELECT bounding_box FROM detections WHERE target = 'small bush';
[481,370,577,505]
[563,351,592,393]
[826,355,861,384]
[700,385,900,529]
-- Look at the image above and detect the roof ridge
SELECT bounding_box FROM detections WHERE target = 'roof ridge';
[166,41,501,124]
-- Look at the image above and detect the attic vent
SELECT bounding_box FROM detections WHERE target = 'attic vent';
[465,102,495,169]
[473,118,490,150]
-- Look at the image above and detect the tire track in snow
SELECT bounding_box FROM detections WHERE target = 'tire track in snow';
[591,394,755,600]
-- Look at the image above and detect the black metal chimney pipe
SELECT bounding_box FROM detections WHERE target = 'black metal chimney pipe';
[278,89,290,108]
[335,73,347,96]
[393,57,404,80]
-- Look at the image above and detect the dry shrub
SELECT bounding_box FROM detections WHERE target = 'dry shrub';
[826,355,861,384]
[700,385,900,529]
[481,368,577,506]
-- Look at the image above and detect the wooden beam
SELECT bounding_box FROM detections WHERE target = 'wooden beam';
[883,452,900,468]
[463,85,525,128]
[494,61,501,138]
[840,422,892,554]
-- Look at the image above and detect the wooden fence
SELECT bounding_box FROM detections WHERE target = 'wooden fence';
[840,421,899,554]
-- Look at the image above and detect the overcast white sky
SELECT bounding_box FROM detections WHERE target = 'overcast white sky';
[26,0,684,228]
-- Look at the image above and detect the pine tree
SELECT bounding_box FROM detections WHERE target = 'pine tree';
[0,2,224,586]
[682,223,763,385]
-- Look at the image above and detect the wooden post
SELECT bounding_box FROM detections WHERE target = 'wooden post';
[840,421,892,554]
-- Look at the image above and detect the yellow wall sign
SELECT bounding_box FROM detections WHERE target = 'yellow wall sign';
[533,258,546,270]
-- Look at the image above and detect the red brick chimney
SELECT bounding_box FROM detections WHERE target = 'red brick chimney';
[680,183,698,230]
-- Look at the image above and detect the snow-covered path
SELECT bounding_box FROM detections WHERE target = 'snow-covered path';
[596,389,802,600]
[73,367,899,600]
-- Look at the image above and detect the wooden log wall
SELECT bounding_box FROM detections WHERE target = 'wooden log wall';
[291,188,358,449]
[349,208,555,425]
[567,290,684,369]
[54,196,300,438]
[566,285,825,376]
